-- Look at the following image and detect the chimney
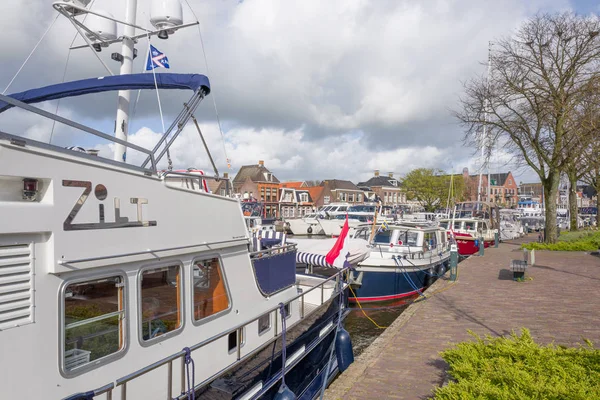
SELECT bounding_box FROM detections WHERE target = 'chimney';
[462,167,469,178]
[223,172,229,179]
[258,160,264,167]
[374,169,380,177]
[388,172,393,178]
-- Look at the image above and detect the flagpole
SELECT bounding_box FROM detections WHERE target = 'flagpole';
[113,0,138,162]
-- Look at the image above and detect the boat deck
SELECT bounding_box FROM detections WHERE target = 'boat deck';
[325,234,600,399]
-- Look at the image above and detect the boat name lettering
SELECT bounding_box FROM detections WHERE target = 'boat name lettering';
[62,180,157,231]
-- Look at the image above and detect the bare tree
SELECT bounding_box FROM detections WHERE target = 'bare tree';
[456,13,600,243]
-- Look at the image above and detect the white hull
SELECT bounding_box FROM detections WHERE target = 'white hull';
[286,218,323,235]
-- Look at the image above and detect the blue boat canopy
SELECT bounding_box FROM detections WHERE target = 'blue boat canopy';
[0,73,210,114]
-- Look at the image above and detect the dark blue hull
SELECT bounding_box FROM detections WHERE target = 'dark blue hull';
[350,263,448,303]
[196,293,351,399]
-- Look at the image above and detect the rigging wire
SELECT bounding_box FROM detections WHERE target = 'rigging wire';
[50,0,97,144]
[146,33,173,170]
[2,14,60,95]
[182,0,231,170]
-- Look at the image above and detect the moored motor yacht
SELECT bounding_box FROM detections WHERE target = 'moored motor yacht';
[345,223,451,304]
[0,1,353,399]
[439,202,500,256]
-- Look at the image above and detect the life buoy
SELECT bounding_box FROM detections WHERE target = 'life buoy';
[307,226,313,234]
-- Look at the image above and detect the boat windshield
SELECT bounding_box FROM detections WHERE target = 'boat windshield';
[439,221,449,229]
[396,229,420,247]
[373,230,392,244]
[348,205,376,213]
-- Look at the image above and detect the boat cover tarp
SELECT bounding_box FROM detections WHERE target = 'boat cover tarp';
[0,73,210,114]
[252,250,297,295]
[292,238,370,269]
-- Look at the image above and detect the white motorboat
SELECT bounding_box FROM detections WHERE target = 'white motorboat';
[0,1,353,399]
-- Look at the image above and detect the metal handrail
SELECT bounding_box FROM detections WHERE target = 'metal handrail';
[0,87,207,176]
[249,243,297,258]
[0,94,157,173]
[113,266,349,394]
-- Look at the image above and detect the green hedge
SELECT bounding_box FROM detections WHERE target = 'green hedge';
[522,230,600,251]
[433,329,600,400]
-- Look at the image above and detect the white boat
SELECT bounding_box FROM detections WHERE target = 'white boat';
[0,1,353,399]
[499,209,524,240]
[285,213,324,235]
[347,223,451,303]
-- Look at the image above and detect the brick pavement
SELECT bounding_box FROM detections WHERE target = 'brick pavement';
[325,235,600,400]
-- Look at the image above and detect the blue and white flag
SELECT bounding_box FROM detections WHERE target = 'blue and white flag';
[146,45,170,70]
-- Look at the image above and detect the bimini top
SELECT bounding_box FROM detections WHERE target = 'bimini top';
[0,73,210,114]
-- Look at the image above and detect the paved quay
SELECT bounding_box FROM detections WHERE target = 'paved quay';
[326,235,600,400]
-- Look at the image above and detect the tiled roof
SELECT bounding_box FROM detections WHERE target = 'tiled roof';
[357,176,401,188]
[307,186,324,201]
[321,179,361,191]
[281,181,304,189]
[232,164,280,184]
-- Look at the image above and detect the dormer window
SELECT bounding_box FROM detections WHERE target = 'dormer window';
[300,193,309,202]
[263,172,272,182]
[390,179,398,187]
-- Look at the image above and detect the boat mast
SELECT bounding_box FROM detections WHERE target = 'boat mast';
[478,42,492,203]
[113,0,138,162]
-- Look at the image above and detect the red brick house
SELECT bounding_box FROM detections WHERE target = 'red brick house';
[463,168,519,207]
[312,179,363,207]
[232,160,281,218]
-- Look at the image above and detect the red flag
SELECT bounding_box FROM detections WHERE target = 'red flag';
[325,216,350,267]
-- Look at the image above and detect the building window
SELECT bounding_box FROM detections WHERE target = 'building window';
[193,258,230,322]
[324,196,330,204]
[349,194,354,202]
[300,193,309,202]
[258,313,271,335]
[358,194,362,202]
[140,265,182,342]
[63,276,125,372]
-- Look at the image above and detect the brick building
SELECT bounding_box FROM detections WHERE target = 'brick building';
[463,168,519,207]
[312,179,363,207]
[279,181,317,218]
[357,170,406,206]
[232,160,280,218]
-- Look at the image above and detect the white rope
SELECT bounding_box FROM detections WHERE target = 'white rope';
[146,34,172,170]
[182,0,231,169]
[2,14,60,94]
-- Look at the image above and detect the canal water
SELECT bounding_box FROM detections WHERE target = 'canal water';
[344,304,409,356]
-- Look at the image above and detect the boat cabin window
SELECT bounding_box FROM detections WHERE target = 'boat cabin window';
[63,276,125,372]
[423,232,437,249]
[465,221,476,231]
[258,313,271,335]
[283,303,291,319]
[228,328,245,352]
[140,265,182,342]
[374,230,392,244]
[337,206,348,212]
[453,221,462,231]
[353,227,371,241]
[396,230,419,247]
[193,258,230,322]
[439,221,449,229]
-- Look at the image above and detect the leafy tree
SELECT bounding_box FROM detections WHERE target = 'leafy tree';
[456,13,600,243]
[402,168,464,212]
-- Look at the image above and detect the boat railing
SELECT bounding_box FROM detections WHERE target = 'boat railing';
[0,86,208,177]
[62,266,349,400]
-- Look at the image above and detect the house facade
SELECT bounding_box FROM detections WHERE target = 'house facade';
[463,168,519,207]
[357,170,406,206]
[232,160,281,218]
[279,182,316,218]
[313,179,364,207]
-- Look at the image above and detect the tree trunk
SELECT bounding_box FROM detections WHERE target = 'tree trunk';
[567,169,578,232]
[597,189,600,228]
[543,172,560,243]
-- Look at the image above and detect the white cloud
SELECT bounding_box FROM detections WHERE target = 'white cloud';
[1,0,575,184]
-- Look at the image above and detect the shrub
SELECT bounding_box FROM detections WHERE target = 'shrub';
[433,329,600,400]
[522,230,600,251]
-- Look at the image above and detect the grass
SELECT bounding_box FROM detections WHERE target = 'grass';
[433,329,600,400]
[521,229,600,251]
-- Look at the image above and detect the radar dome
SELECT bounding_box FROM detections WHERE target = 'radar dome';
[150,0,183,31]
[85,10,117,42]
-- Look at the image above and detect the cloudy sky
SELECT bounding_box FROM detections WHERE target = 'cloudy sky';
[1,0,598,184]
